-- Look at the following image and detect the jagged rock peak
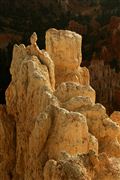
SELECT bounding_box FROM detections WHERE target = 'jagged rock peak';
[0,29,120,179]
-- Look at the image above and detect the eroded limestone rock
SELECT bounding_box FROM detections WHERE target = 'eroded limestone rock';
[77,104,120,157]
[0,29,120,179]
[44,151,120,180]
[111,111,120,124]
[54,82,96,103]
[46,28,90,87]
[110,111,120,143]
[5,35,57,179]
[46,107,89,159]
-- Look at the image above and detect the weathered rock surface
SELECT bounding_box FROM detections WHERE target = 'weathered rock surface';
[0,29,120,179]
[110,111,120,126]
[110,111,120,143]
[46,28,90,87]
[44,151,120,180]
[54,81,95,103]
[5,33,57,179]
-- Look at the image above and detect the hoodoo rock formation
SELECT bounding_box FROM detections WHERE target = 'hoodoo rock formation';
[46,29,89,87]
[0,28,120,179]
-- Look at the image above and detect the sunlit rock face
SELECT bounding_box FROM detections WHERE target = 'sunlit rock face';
[0,29,120,179]
[46,28,90,87]
[110,111,120,143]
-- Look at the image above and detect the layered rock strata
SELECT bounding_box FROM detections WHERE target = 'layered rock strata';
[0,28,120,179]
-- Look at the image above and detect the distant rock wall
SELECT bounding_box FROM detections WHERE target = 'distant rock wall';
[0,29,120,180]
[89,58,120,112]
